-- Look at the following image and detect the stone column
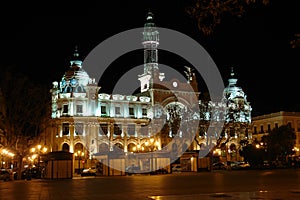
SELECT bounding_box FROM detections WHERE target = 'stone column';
[123,124,128,152]
[69,122,75,153]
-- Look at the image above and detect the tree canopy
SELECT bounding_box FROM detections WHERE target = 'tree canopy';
[185,0,269,35]
[266,125,296,161]
[0,67,51,177]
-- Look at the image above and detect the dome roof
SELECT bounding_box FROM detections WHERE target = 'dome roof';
[223,68,245,100]
[59,47,90,93]
[62,65,90,86]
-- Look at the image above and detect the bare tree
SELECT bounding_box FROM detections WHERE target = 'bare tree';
[0,68,51,179]
[185,0,269,35]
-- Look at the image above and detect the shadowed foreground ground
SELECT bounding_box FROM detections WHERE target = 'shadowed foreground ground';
[1,169,300,200]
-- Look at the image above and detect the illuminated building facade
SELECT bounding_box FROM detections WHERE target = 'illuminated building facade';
[252,111,300,155]
[49,12,252,173]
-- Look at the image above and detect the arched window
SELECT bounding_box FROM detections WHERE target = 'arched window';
[65,86,72,93]
[76,85,85,93]
[62,143,70,152]
[113,143,124,152]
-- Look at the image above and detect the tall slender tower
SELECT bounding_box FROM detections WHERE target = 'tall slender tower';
[138,11,163,92]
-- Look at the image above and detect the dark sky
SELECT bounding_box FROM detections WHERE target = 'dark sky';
[1,1,300,117]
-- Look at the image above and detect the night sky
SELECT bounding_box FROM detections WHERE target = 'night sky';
[1,1,299,117]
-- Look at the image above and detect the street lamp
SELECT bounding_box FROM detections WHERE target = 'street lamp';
[31,144,48,177]
[74,150,84,174]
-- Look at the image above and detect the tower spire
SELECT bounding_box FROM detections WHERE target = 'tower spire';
[138,11,161,93]
[142,11,159,73]
[228,67,237,86]
[70,45,82,67]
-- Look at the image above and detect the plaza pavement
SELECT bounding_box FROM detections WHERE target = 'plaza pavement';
[1,169,300,199]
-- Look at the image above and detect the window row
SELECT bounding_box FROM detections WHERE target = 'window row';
[61,123,149,136]
[62,104,147,117]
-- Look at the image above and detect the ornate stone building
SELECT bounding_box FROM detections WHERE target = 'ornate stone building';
[49,11,252,174]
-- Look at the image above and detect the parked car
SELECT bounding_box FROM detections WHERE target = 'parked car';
[212,162,226,170]
[171,165,181,173]
[81,168,97,176]
[125,165,141,175]
[151,167,169,175]
[0,169,12,181]
[231,161,250,170]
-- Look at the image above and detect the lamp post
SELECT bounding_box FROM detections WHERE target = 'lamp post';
[74,150,84,174]
[31,144,47,178]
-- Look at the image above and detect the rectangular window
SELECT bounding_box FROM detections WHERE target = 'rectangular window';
[267,124,271,132]
[127,124,135,136]
[62,123,69,135]
[142,108,147,116]
[275,123,278,128]
[254,126,257,134]
[99,124,108,135]
[75,123,84,135]
[287,122,292,128]
[114,124,122,135]
[115,107,121,115]
[260,125,264,133]
[76,105,83,114]
[63,105,68,114]
[101,106,107,114]
[129,107,134,116]
[141,125,148,136]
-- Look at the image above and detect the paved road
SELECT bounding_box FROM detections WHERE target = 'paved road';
[1,169,300,199]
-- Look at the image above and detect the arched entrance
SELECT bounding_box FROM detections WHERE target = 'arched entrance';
[74,143,85,174]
